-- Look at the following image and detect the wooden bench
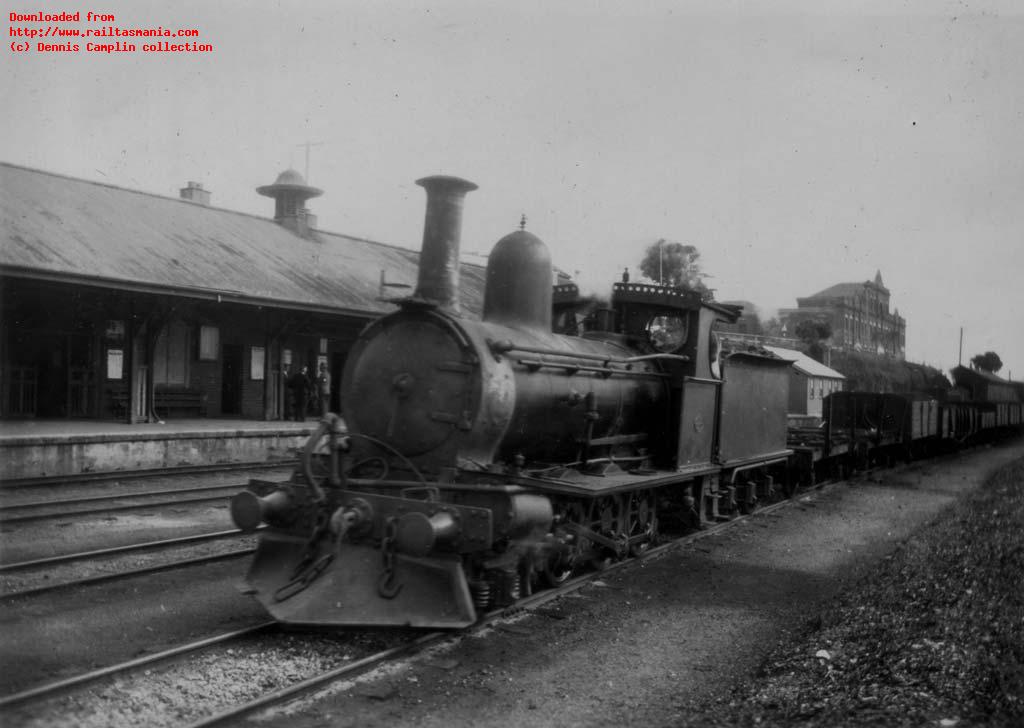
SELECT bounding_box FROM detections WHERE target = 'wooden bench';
[106,386,207,419]
[155,388,207,418]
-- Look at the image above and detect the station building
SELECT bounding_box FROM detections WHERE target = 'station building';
[0,162,486,423]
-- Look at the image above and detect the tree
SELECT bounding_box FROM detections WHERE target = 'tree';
[795,319,833,364]
[795,319,832,343]
[638,240,710,297]
[970,351,1003,373]
[762,317,784,337]
[740,309,763,336]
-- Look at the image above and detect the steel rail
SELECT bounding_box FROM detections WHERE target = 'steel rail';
[0,527,258,573]
[0,460,298,490]
[1,482,246,512]
[0,493,238,526]
[0,622,278,709]
[0,547,255,601]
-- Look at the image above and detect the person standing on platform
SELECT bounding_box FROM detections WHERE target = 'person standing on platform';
[316,362,331,417]
[289,365,310,422]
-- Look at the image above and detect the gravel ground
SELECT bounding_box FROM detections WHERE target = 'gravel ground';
[5,630,409,728]
[678,453,1024,727]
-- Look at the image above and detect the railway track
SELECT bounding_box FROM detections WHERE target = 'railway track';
[0,528,256,574]
[0,489,804,728]
[0,464,296,526]
[0,466,295,601]
[0,622,278,710]
[0,460,299,491]
[0,529,257,600]
[2,482,245,512]
[0,484,243,525]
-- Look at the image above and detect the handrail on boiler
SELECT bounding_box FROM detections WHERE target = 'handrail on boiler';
[487,339,689,365]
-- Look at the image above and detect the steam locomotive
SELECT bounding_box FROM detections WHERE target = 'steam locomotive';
[230,176,1021,629]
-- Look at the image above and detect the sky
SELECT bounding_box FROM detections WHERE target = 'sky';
[3,0,1022,378]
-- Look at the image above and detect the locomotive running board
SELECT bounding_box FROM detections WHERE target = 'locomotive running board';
[241,534,477,629]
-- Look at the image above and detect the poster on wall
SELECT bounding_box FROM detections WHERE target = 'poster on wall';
[251,346,265,381]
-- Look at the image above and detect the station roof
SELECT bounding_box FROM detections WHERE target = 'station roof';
[0,162,486,318]
[762,345,846,379]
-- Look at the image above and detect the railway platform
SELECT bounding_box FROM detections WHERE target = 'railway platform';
[0,419,315,481]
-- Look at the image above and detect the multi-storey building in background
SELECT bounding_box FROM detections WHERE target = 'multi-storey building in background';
[779,271,906,359]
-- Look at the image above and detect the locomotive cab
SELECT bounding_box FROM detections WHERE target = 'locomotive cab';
[609,283,739,473]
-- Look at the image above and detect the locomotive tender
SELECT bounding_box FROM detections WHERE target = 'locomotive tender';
[230,175,794,628]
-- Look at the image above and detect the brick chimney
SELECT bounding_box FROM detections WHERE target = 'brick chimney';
[180,181,211,205]
[256,169,323,237]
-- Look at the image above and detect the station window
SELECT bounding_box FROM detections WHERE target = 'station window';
[199,326,219,361]
[645,314,688,353]
[154,322,189,386]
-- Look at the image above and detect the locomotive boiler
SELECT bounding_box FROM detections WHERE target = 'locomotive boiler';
[342,176,670,477]
[230,175,791,628]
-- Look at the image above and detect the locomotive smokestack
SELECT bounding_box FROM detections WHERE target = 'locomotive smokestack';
[414,175,478,312]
